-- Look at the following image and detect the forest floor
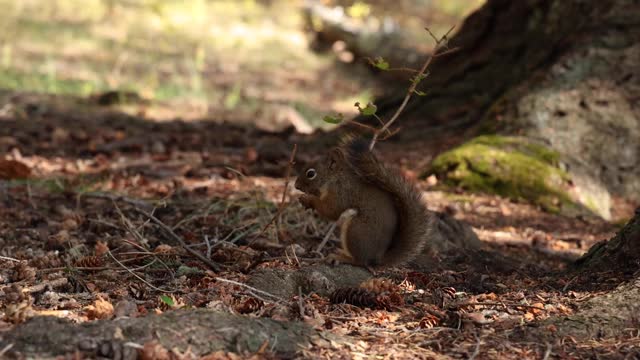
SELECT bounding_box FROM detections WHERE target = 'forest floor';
[2,1,640,359]
[0,92,638,359]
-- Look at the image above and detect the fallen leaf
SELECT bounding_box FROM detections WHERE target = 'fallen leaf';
[85,298,114,320]
[0,159,31,180]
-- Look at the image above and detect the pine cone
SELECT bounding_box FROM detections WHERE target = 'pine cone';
[74,255,105,268]
[29,253,62,269]
[3,284,28,304]
[129,283,148,300]
[360,278,400,294]
[330,287,379,309]
[3,301,33,324]
[11,262,36,282]
[418,314,440,329]
[234,297,264,314]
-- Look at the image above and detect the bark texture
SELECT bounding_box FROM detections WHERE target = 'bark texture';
[364,0,639,218]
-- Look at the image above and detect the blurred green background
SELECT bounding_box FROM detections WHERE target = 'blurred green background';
[0,0,483,126]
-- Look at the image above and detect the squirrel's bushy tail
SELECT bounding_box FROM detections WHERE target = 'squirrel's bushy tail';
[341,137,433,266]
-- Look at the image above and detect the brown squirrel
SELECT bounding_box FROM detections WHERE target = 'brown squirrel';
[294,137,434,268]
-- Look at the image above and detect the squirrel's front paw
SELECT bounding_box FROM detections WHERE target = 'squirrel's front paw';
[298,194,315,209]
[324,251,355,266]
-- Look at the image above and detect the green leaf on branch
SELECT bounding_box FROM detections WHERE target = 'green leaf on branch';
[323,114,344,124]
[414,90,429,96]
[370,56,389,71]
[411,72,429,85]
[359,102,377,116]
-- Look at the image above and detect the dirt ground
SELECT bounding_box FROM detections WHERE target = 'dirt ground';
[0,91,638,359]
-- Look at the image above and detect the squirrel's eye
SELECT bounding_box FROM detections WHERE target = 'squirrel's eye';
[306,168,317,180]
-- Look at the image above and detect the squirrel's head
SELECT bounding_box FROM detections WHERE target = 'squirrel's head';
[294,148,346,196]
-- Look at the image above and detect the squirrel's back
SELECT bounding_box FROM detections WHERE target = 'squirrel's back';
[340,137,433,266]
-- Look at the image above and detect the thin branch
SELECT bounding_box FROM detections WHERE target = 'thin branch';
[132,207,222,272]
[258,144,297,238]
[80,191,154,210]
[214,277,284,303]
[542,343,552,360]
[107,251,175,293]
[468,334,481,360]
[344,119,379,133]
[387,67,420,73]
[315,208,356,255]
[297,286,305,317]
[369,25,457,151]
[0,255,21,262]
[315,221,338,253]
[0,343,14,358]
[451,301,546,311]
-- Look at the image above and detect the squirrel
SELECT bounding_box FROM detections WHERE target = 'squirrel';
[294,137,434,268]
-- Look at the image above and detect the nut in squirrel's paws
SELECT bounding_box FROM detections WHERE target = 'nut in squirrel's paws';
[298,194,315,209]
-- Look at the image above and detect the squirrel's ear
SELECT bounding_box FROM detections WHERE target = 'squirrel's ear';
[327,148,345,170]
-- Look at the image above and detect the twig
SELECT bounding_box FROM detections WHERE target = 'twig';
[344,119,380,133]
[0,343,14,358]
[542,343,552,360]
[80,191,154,210]
[114,202,149,246]
[468,334,481,360]
[451,301,546,311]
[22,277,68,293]
[315,222,338,253]
[204,234,213,259]
[316,208,357,253]
[562,275,579,292]
[258,144,297,238]
[132,207,222,272]
[107,251,175,293]
[0,255,21,262]
[369,25,457,151]
[298,286,305,317]
[214,277,284,303]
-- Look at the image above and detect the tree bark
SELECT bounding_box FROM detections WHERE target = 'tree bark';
[367,0,618,136]
[326,0,640,217]
[574,208,640,273]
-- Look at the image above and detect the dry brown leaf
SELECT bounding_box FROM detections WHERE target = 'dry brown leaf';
[61,217,79,230]
[200,351,243,360]
[0,159,31,180]
[154,244,174,254]
[95,241,109,257]
[139,340,171,360]
[531,302,545,315]
[523,312,535,321]
[47,229,71,249]
[3,301,33,324]
[85,298,114,320]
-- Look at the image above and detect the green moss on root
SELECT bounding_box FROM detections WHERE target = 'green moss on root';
[428,135,578,213]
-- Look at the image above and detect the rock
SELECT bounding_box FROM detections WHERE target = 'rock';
[248,264,371,299]
[0,309,338,358]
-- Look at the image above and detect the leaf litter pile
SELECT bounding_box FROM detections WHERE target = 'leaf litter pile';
[0,93,638,359]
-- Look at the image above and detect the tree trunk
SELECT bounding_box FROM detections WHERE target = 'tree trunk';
[368,0,618,134]
[574,208,640,274]
[516,210,640,341]
[336,0,639,219]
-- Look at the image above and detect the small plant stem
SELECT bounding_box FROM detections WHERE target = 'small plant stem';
[369,25,457,151]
